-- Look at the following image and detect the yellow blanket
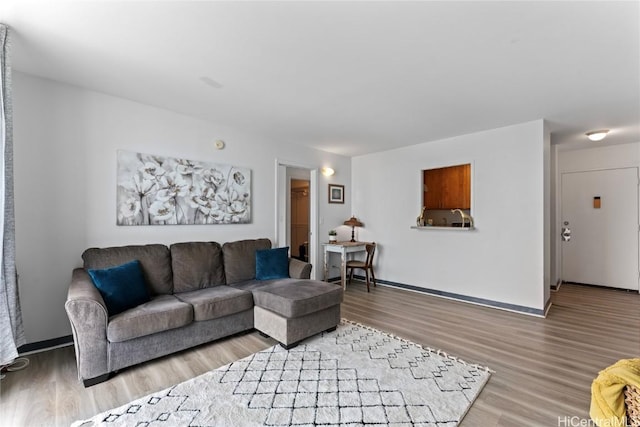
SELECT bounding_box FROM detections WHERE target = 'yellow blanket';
[590,358,640,427]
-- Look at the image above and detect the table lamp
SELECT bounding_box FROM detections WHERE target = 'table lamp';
[343,216,363,242]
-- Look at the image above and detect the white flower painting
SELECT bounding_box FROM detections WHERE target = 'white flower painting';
[117,151,251,225]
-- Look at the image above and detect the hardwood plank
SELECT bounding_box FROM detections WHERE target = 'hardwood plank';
[0,283,637,426]
[341,283,639,426]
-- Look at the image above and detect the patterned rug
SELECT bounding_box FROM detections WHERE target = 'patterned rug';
[73,320,491,426]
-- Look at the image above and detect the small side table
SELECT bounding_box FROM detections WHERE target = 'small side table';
[322,241,368,290]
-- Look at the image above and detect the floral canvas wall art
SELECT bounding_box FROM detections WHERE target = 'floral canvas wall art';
[117,151,251,225]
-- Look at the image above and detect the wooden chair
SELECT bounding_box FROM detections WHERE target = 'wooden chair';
[347,242,377,292]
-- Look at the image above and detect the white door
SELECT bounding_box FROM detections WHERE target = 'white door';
[561,167,639,290]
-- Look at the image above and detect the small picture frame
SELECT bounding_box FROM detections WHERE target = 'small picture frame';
[328,184,345,204]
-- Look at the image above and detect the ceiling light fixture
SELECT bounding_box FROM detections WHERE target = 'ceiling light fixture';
[586,129,609,141]
[199,76,223,89]
[321,167,335,177]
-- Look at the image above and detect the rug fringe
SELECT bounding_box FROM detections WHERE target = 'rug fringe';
[339,318,496,374]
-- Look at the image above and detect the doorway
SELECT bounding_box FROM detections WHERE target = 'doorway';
[290,179,310,262]
[275,160,319,279]
[561,167,639,291]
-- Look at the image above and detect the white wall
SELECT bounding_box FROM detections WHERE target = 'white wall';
[352,120,548,312]
[13,72,351,344]
[558,142,640,172]
[543,121,551,307]
[550,143,559,290]
[555,141,640,286]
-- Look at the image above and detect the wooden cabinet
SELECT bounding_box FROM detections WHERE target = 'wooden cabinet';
[423,164,470,209]
[423,168,442,209]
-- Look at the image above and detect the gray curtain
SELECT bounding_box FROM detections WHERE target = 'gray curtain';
[0,23,25,367]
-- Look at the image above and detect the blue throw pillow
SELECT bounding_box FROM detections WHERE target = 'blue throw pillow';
[255,247,290,280]
[88,260,151,316]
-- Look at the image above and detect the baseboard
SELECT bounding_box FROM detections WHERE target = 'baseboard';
[544,299,553,317]
[353,275,546,317]
[18,335,73,356]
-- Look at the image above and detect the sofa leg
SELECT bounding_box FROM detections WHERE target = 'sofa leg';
[280,341,301,350]
[83,373,111,387]
[279,325,337,350]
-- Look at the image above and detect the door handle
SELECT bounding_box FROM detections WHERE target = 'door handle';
[561,227,571,242]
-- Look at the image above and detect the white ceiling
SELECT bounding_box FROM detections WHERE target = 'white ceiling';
[1,1,638,156]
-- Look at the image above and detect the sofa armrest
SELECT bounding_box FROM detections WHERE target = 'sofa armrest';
[289,258,312,279]
[64,268,110,383]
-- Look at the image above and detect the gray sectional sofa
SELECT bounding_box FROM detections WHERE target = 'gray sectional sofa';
[65,238,343,387]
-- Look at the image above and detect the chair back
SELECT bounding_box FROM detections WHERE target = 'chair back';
[365,242,376,267]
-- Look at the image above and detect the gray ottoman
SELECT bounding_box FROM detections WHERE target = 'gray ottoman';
[252,280,343,349]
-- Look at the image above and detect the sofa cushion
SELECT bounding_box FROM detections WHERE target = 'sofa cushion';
[251,280,343,319]
[230,277,299,293]
[83,244,173,295]
[170,242,225,292]
[222,238,271,284]
[255,247,290,280]
[87,260,150,316]
[107,294,193,342]
[174,286,254,321]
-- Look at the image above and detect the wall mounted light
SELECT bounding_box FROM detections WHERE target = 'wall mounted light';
[586,129,609,141]
[321,167,335,176]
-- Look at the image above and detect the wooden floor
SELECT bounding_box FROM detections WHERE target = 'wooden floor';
[1,282,638,426]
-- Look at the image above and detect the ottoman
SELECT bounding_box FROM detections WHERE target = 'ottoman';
[252,280,343,349]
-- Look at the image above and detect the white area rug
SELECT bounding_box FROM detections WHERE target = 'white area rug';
[73,320,491,426]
